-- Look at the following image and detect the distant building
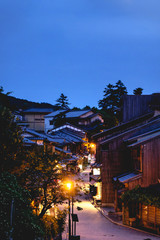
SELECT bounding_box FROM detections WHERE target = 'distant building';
[21,127,59,153]
[48,123,87,154]
[44,110,66,133]
[44,109,104,133]
[22,108,54,132]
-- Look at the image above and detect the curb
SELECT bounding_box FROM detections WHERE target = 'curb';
[95,206,160,238]
[81,170,160,239]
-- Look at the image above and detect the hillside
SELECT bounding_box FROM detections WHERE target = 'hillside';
[0,93,58,111]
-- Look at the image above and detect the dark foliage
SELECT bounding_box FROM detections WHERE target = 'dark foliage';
[0,86,57,111]
[56,93,70,110]
[0,172,44,240]
[53,112,67,128]
[121,185,160,208]
[98,80,127,124]
[0,105,24,173]
[133,88,143,95]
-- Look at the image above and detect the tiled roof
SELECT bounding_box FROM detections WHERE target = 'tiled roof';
[23,108,54,113]
[100,114,160,145]
[65,110,91,118]
[23,128,61,143]
[92,111,155,139]
[23,137,36,145]
[23,127,85,147]
[54,130,85,143]
[51,123,85,134]
[91,163,102,168]
[49,124,86,144]
[127,129,160,147]
[44,110,66,118]
[113,172,142,183]
[45,110,92,119]
[55,147,72,154]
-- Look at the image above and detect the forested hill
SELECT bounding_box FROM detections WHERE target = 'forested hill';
[0,93,58,111]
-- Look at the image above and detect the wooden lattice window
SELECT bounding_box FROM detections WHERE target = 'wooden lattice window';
[132,146,142,172]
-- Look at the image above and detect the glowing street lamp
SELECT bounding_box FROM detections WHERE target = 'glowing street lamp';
[66,182,72,191]
[66,181,73,240]
[90,143,96,148]
[65,181,80,240]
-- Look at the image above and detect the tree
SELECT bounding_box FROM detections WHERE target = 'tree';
[0,86,12,109]
[72,107,81,110]
[0,104,23,173]
[42,210,67,240]
[0,86,24,173]
[0,172,44,240]
[56,209,67,240]
[0,86,67,239]
[98,80,127,125]
[82,105,91,110]
[12,148,68,239]
[115,80,128,105]
[53,111,67,128]
[98,84,115,111]
[98,80,127,116]
[133,87,143,95]
[56,93,70,109]
[13,149,65,219]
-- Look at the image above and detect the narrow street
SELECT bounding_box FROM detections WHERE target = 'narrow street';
[73,197,160,240]
[63,167,160,240]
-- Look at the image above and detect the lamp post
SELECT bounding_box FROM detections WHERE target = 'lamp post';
[72,195,74,236]
[68,197,71,240]
[66,182,72,240]
[66,181,80,240]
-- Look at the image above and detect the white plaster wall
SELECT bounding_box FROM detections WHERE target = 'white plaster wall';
[80,111,93,118]
[91,115,104,123]
[45,117,55,133]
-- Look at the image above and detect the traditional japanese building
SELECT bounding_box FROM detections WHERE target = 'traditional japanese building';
[44,109,104,133]
[92,94,160,208]
[22,108,54,132]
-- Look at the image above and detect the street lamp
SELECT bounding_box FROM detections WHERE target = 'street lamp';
[65,181,80,240]
[65,181,73,240]
[66,182,72,191]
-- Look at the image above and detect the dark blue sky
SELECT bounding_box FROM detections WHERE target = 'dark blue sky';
[1,0,160,108]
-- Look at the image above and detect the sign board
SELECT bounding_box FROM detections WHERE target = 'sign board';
[71,213,79,222]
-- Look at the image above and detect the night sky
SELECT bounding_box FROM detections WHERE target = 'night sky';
[1,0,160,108]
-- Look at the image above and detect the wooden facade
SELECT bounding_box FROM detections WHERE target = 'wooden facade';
[24,113,45,131]
[123,203,160,234]
[122,94,160,123]
[122,95,152,123]
[141,137,160,187]
[93,110,160,207]
[141,204,160,232]
[95,126,144,205]
[92,95,160,233]
[23,108,53,132]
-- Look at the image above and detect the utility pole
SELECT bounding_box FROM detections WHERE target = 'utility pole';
[68,197,71,240]
[72,195,74,236]
[9,198,14,240]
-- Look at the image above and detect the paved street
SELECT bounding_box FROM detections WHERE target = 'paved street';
[62,167,160,240]
[72,197,160,240]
